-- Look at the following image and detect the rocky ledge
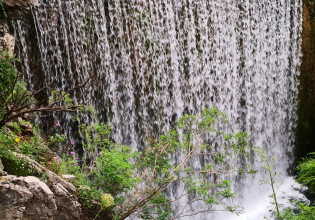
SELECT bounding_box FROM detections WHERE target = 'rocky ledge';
[0,156,81,220]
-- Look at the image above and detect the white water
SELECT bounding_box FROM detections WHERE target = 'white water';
[12,0,303,219]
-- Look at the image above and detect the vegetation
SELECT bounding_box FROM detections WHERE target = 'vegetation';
[283,154,315,220]
[296,153,315,194]
[281,201,315,220]
[51,107,252,219]
[280,154,315,219]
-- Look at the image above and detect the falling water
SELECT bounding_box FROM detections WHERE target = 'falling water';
[12,0,303,219]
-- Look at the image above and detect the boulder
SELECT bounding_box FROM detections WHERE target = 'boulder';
[0,175,56,220]
[62,174,76,182]
[0,153,81,220]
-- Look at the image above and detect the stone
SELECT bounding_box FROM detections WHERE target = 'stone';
[4,0,38,8]
[0,153,81,220]
[51,183,81,220]
[4,32,14,53]
[62,174,76,182]
[0,25,15,54]
[0,0,39,20]
[0,175,56,220]
[0,158,6,176]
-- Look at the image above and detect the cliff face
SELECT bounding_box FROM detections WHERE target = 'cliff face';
[295,1,315,163]
[0,0,39,53]
[0,0,38,20]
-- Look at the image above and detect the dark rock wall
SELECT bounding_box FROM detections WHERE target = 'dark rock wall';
[0,0,38,20]
[295,0,315,163]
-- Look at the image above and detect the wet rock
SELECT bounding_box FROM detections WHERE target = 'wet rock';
[295,1,315,163]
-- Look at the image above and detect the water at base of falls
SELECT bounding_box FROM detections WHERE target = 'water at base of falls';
[215,177,308,220]
[12,0,304,219]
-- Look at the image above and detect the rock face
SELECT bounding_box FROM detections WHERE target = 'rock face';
[4,0,38,8]
[0,175,56,220]
[0,154,81,220]
[0,25,15,54]
[1,0,38,20]
[295,0,315,163]
[0,0,36,53]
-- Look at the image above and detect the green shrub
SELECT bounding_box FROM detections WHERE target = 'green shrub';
[296,153,315,194]
[94,144,139,195]
[281,202,315,220]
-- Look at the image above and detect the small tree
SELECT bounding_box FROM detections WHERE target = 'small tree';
[255,147,282,220]
[117,108,251,220]
[60,107,253,220]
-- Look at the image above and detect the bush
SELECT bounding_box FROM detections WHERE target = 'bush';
[276,154,315,220]
[281,202,315,220]
[296,153,315,194]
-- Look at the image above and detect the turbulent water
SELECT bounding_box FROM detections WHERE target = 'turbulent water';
[12,0,303,219]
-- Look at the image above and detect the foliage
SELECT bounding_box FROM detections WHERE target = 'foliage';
[281,201,315,220]
[0,120,57,175]
[94,144,139,195]
[101,193,115,208]
[116,107,251,220]
[296,153,315,194]
[51,121,139,218]
[0,51,19,97]
[0,0,6,18]
[0,102,70,176]
[276,153,315,220]
[0,123,45,159]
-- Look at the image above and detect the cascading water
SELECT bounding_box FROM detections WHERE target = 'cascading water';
[12,0,303,219]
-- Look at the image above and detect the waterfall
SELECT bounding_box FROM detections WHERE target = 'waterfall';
[12,0,303,219]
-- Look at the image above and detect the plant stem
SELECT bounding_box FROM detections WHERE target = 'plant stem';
[267,164,281,220]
